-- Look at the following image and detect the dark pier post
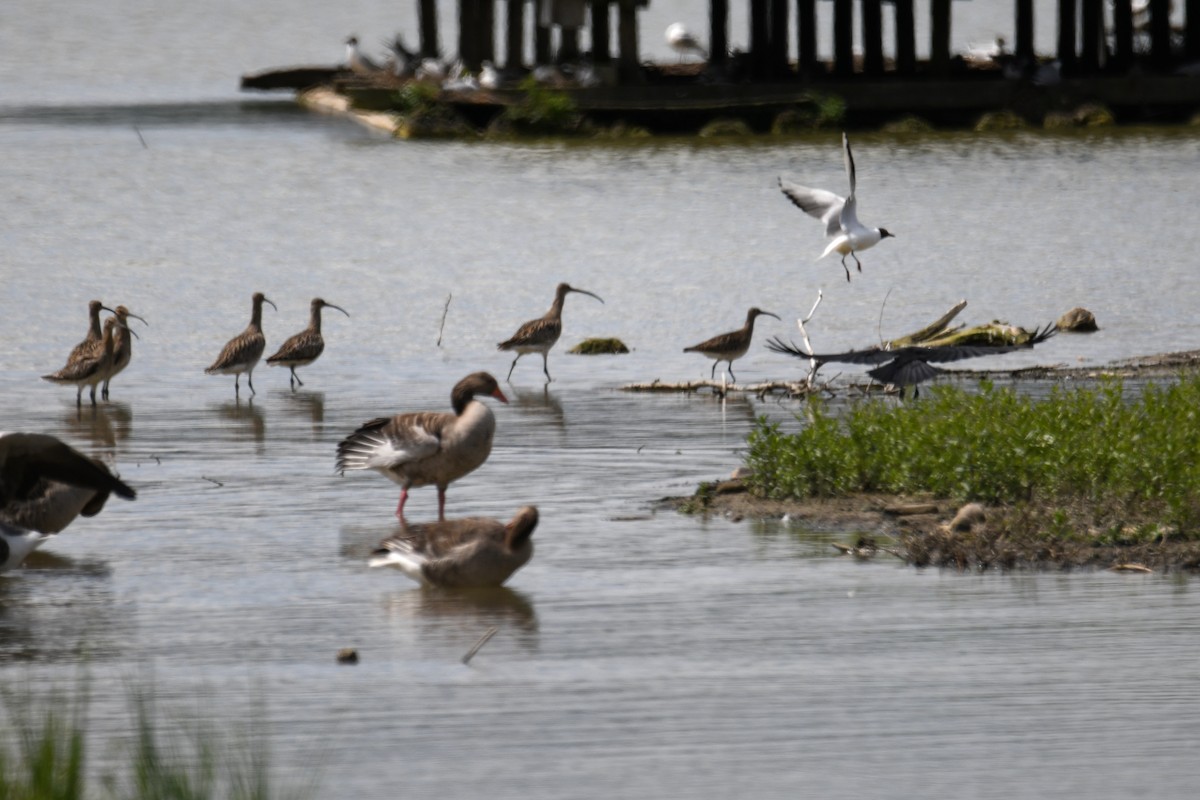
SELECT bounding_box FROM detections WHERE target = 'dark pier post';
[833,0,854,76]
[1015,0,1035,63]
[770,0,790,77]
[419,0,440,58]
[535,0,552,64]
[1111,0,1133,71]
[1190,0,1200,60]
[1057,0,1078,73]
[591,0,612,64]
[616,0,642,82]
[481,0,496,65]
[560,27,581,63]
[1080,0,1103,72]
[796,0,818,77]
[862,0,884,75]
[750,0,771,79]
[894,0,917,74]
[710,0,729,72]
[458,0,476,71]
[931,0,951,75]
[506,0,527,71]
[1150,0,1173,70]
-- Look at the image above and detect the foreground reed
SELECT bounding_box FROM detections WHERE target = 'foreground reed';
[746,377,1200,542]
[0,679,316,800]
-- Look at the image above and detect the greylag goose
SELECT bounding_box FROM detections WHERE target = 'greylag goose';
[336,372,508,521]
[370,506,538,587]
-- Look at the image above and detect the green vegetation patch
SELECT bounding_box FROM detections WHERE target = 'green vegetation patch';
[568,337,630,355]
[746,378,1200,540]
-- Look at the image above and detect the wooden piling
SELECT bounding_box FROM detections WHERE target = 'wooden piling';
[862,0,884,75]
[710,0,729,69]
[1080,0,1104,72]
[481,0,496,65]
[1015,0,1035,61]
[1190,0,1200,60]
[770,0,790,77]
[591,0,612,63]
[1057,0,1078,72]
[1112,0,1134,71]
[750,0,771,79]
[560,26,581,62]
[894,0,916,74]
[833,0,854,77]
[796,0,818,76]
[419,0,440,58]
[506,0,527,71]
[1150,0,1173,70]
[535,0,552,64]
[930,0,951,75]
[617,0,641,82]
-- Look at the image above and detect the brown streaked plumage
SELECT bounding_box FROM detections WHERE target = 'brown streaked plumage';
[101,305,148,400]
[0,432,136,573]
[684,307,780,382]
[336,372,509,521]
[205,292,277,398]
[497,282,604,382]
[265,298,349,389]
[61,300,117,369]
[42,317,131,407]
[369,506,538,587]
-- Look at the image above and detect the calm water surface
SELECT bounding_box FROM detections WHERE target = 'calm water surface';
[3,3,1200,797]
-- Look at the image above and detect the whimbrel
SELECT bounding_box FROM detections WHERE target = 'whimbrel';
[205,292,276,398]
[265,298,349,390]
[779,132,894,282]
[684,307,780,382]
[336,372,508,522]
[369,505,539,587]
[63,300,116,368]
[43,317,133,407]
[0,431,136,572]
[101,305,148,400]
[497,283,604,382]
[767,323,1057,398]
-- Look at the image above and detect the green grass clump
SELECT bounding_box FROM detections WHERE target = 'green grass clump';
[745,378,1200,537]
[490,77,584,136]
[568,337,629,355]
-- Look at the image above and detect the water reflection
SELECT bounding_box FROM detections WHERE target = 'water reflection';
[62,401,133,449]
[0,563,126,665]
[210,399,266,450]
[275,389,325,433]
[507,384,565,428]
[381,585,539,646]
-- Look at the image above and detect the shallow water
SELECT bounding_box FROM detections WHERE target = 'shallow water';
[4,4,1200,797]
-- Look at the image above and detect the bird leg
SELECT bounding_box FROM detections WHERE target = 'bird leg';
[102,381,110,401]
[840,255,852,282]
[89,385,97,406]
[709,361,717,380]
[506,354,521,381]
[248,373,256,396]
[437,487,447,521]
[727,362,737,383]
[852,251,863,273]
[541,353,552,383]
[234,374,241,398]
[75,386,83,408]
[395,488,409,520]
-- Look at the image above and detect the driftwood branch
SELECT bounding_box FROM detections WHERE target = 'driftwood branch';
[887,299,967,348]
[796,290,824,389]
[436,294,452,348]
[462,626,498,665]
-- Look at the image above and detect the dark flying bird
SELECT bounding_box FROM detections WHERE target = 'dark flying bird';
[766,323,1057,397]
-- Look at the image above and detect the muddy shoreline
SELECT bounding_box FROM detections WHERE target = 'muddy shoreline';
[665,478,1200,573]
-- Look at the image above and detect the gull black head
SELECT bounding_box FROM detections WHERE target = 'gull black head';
[880,228,895,239]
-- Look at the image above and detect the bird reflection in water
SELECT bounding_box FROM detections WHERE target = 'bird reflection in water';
[507,384,565,429]
[211,399,266,450]
[276,389,325,435]
[63,401,133,450]
[381,584,539,650]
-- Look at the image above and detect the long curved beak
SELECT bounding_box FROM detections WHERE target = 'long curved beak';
[762,311,781,321]
[263,297,278,312]
[325,302,350,317]
[126,311,149,326]
[100,305,118,316]
[571,288,604,304]
[115,319,140,340]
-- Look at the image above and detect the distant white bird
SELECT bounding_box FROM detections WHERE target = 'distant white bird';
[778,132,894,282]
[479,60,501,90]
[384,34,417,77]
[344,36,382,74]
[666,23,707,61]
[417,58,448,82]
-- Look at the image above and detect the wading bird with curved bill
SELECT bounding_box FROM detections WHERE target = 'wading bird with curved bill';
[0,432,136,572]
[766,323,1057,398]
[101,305,148,400]
[266,298,349,390]
[43,317,137,407]
[206,292,276,398]
[779,132,894,282]
[684,307,780,382]
[497,283,604,382]
[370,505,539,588]
[336,372,508,522]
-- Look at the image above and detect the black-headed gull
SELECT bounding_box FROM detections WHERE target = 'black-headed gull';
[779,132,894,282]
[666,23,707,61]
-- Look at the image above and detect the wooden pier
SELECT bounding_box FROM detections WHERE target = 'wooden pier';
[241,0,1200,129]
